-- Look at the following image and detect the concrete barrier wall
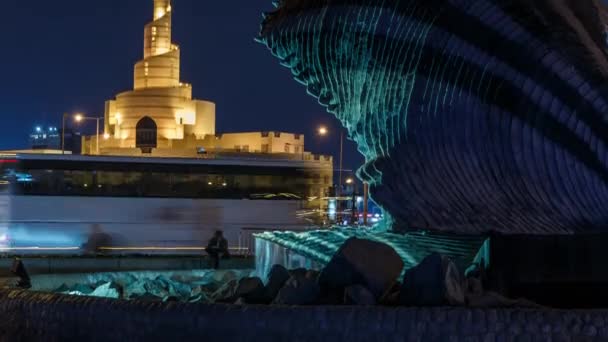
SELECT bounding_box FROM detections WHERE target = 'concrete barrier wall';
[0,288,606,341]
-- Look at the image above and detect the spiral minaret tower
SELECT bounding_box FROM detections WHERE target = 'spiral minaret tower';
[98,0,216,154]
[134,0,179,90]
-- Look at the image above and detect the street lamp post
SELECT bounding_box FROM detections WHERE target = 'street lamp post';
[75,114,104,155]
[61,113,68,155]
[318,126,345,222]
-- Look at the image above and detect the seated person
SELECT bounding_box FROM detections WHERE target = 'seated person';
[205,230,230,269]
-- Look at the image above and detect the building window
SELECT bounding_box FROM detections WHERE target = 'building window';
[242,145,250,152]
[324,175,330,184]
[261,144,269,153]
[274,132,281,138]
[294,146,300,153]
[294,134,301,140]
[261,132,269,138]
[235,145,241,152]
[285,144,290,153]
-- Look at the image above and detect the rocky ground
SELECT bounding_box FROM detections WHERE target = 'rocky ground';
[53,270,253,303]
[52,237,539,308]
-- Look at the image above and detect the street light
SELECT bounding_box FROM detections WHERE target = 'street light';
[318,125,345,222]
[73,114,104,155]
[318,126,328,136]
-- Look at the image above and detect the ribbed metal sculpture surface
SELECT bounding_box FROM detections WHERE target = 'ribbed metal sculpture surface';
[258,0,608,234]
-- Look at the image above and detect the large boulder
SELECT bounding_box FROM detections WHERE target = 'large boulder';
[318,238,404,299]
[273,274,320,305]
[264,265,290,301]
[399,253,465,306]
[211,277,266,303]
[211,279,239,302]
[344,285,376,305]
[235,277,266,303]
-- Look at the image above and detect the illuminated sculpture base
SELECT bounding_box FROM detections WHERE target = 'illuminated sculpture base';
[254,229,485,279]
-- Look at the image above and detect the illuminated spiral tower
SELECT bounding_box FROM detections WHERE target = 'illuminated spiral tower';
[134,0,179,90]
[101,0,216,153]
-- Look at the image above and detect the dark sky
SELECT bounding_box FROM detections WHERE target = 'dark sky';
[0,0,363,173]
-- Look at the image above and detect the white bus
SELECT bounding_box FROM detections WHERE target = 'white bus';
[0,154,330,254]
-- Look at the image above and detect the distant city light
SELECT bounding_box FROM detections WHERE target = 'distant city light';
[35,126,42,133]
[346,178,354,184]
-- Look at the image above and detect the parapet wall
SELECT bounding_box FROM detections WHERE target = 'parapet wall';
[0,288,606,341]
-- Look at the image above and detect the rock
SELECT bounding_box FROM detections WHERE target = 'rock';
[166,281,192,300]
[211,277,266,304]
[190,285,203,297]
[211,279,239,302]
[163,296,179,302]
[54,284,69,293]
[264,265,290,301]
[273,274,320,305]
[70,284,94,295]
[379,282,401,306]
[188,293,210,303]
[305,270,320,281]
[233,297,247,305]
[170,274,204,284]
[399,253,465,306]
[90,282,122,299]
[124,280,148,297]
[214,270,239,284]
[289,268,308,278]
[318,238,404,299]
[235,277,266,304]
[344,285,376,305]
[144,279,170,298]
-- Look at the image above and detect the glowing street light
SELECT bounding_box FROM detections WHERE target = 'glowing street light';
[318,126,328,136]
[73,114,105,155]
[346,178,354,185]
[103,133,111,140]
[318,124,345,221]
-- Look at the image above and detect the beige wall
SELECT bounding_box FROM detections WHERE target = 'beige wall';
[214,132,305,154]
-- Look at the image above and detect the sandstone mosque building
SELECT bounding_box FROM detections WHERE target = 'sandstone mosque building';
[82,0,326,163]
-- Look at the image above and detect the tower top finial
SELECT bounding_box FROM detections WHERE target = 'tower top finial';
[154,0,172,20]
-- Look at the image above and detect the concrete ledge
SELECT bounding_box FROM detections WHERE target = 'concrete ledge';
[0,288,606,341]
[0,256,253,277]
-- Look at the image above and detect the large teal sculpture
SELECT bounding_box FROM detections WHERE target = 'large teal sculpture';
[258,0,608,234]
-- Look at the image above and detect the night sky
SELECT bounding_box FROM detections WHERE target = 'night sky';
[0,0,363,173]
